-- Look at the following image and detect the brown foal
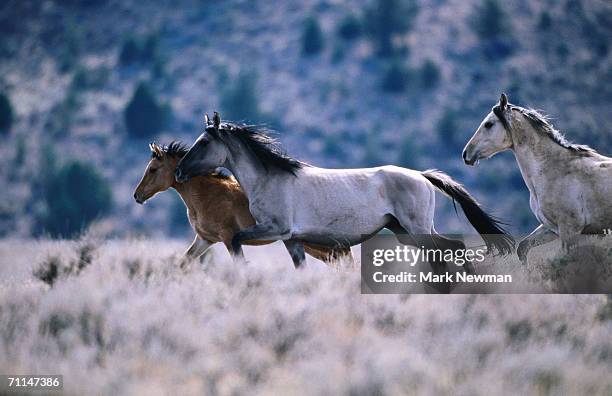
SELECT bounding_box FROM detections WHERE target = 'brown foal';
[133,142,350,267]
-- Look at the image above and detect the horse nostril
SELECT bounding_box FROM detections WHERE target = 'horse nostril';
[462,150,467,161]
[134,193,143,204]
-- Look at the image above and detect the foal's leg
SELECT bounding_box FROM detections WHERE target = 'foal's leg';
[181,235,213,269]
[283,240,306,268]
[517,224,557,263]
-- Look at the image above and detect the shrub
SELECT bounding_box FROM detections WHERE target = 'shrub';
[366,0,418,57]
[470,0,509,40]
[337,14,362,41]
[142,33,159,60]
[37,160,112,238]
[70,66,109,91]
[362,134,383,166]
[397,137,420,168]
[301,17,324,55]
[119,37,141,65]
[537,11,552,31]
[220,71,263,123]
[124,82,166,139]
[119,33,159,65]
[34,240,96,286]
[381,61,411,93]
[0,92,14,133]
[436,108,461,150]
[420,59,440,89]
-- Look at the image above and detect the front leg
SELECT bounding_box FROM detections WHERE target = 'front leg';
[181,235,213,269]
[283,240,306,268]
[517,224,557,263]
[231,223,291,260]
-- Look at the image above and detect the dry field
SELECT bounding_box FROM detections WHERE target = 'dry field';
[0,238,611,395]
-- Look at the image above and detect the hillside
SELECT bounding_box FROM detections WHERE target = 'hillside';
[1,0,611,238]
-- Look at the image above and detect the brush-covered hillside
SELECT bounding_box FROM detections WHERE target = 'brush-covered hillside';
[0,0,611,238]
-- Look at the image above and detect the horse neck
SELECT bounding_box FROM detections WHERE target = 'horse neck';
[170,159,197,208]
[223,140,268,199]
[509,120,570,196]
[172,178,194,207]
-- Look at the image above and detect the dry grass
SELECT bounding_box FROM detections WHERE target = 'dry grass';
[0,238,611,395]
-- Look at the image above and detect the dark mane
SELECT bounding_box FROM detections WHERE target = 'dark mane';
[153,141,190,158]
[494,105,596,155]
[209,123,303,175]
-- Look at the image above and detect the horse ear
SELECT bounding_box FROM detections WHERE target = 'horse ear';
[150,143,164,158]
[204,113,210,125]
[213,111,221,129]
[500,93,508,109]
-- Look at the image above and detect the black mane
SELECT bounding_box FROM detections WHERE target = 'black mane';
[152,141,190,158]
[494,105,596,155]
[209,123,303,175]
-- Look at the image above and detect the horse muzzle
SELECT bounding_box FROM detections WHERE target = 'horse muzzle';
[462,148,479,166]
[133,192,145,204]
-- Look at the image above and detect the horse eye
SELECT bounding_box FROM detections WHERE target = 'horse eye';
[150,168,158,173]
[484,121,494,129]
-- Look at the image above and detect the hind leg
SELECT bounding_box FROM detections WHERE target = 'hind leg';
[283,240,306,269]
[386,217,450,291]
[430,229,474,274]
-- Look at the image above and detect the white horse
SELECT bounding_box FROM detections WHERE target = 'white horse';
[174,112,513,269]
[463,93,612,262]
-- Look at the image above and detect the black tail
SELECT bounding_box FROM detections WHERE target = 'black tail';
[421,169,515,255]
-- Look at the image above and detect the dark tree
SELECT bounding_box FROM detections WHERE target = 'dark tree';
[337,14,362,41]
[397,136,420,169]
[124,82,165,138]
[381,61,410,93]
[366,0,418,57]
[220,72,263,123]
[0,92,13,133]
[470,0,509,40]
[301,16,324,55]
[437,108,461,151]
[119,37,141,65]
[38,160,112,237]
[420,59,441,89]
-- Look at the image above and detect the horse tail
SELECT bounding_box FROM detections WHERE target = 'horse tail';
[421,169,515,255]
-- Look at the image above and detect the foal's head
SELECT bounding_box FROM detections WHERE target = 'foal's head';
[462,93,514,165]
[133,142,188,204]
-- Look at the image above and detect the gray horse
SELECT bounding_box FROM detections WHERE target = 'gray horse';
[176,112,513,268]
[463,93,612,262]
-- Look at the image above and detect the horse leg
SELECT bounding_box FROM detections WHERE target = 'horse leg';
[181,235,213,269]
[335,248,356,270]
[430,229,473,274]
[517,225,557,263]
[387,216,454,293]
[231,223,290,262]
[283,240,306,268]
[558,223,585,255]
[223,240,244,260]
